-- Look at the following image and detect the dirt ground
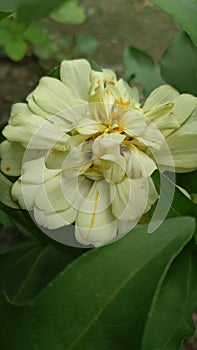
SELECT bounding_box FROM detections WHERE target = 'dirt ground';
[0,0,179,125]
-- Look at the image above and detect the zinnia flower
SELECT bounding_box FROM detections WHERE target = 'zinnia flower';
[0,59,196,247]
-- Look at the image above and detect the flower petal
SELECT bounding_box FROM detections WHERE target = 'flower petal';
[123,145,157,178]
[32,77,85,115]
[34,205,77,229]
[111,176,150,221]
[75,215,117,247]
[0,141,25,176]
[143,85,179,111]
[60,59,91,101]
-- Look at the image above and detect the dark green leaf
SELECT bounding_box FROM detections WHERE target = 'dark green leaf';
[0,209,12,229]
[50,0,86,24]
[0,172,19,209]
[142,242,197,350]
[0,240,80,303]
[150,0,197,46]
[123,46,164,97]
[0,11,12,20]
[160,31,197,96]
[0,217,195,349]
[4,38,28,61]
[88,59,102,72]
[48,65,60,79]
[176,170,197,196]
[151,171,197,222]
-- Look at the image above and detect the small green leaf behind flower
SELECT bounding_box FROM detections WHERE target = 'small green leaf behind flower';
[123,46,164,98]
[50,0,86,24]
[160,31,197,96]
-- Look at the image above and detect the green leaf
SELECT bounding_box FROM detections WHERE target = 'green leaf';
[151,171,197,223]
[50,0,86,24]
[160,31,197,96]
[88,59,102,72]
[48,65,60,79]
[0,11,12,20]
[4,38,28,61]
[0,217,195,349]
[142,242,197,350]
[76,35,99,55]
[176,170,197,196]
[0,173,19,209]
[0,27,12,45]
[0,240,80,303]
[150,0,197,46]
[123,46,164,98]
[0,209,12,229]
[23,24,47,44]
[33,41,59,59]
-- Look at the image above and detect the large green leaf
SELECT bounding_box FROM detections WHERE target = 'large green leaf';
[123,47,164,98]
[150,0,197,46]
[0,217,195,349]
[160,31,197,96]
[142,242,197,350]
[0,240,82,303]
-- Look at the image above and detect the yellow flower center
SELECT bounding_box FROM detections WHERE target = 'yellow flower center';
[114,98,130,107]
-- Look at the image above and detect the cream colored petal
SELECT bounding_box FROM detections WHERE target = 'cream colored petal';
[144,102,180,130]
[34,205,77,229]
[11,180,39,210]
[171,94,197,126]
[21,157,60,184]
[107,78,140,104]
[60,59,91,101]
[76,118,104,135]
[34,175,70,214]
[144,85,179,111]
[134,123,165,150]
[61,172,93,211]
[123,145,157,178]
[10,102,35,118]
[0,141,25,176]
[119,108,146,137]
[32,77,85,114]
[157,107,197,172]
[111,176,150,221]
[92,133,125,160]
[27,94,54,119]
[157,134,197,172]
[2,113,45,147]
[101,159,126,184]
[3,111,70,150]
[75,216,117,247]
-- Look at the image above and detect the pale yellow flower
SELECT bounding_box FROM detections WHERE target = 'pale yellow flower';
[0,59,196,247]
